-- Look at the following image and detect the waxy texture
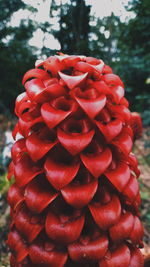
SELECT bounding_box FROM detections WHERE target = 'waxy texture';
[7,54,144,266]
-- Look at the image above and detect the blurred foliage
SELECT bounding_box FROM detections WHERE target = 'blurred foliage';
[0,173,11,194]
[114,0,150,125]
[0,0,37,114]
[51,0,91,55]
[0,0,149,125]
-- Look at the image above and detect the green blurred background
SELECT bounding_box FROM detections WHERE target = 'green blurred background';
[0,0,150,265]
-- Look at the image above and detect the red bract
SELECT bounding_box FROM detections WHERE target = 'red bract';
[130,112,143,141]
[7,54,144,266]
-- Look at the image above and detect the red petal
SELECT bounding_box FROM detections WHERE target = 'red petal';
[57,128,95,155]
[93,61,105,72]
[60,117,92,133]
[29,240,68,267]
[10,255,33,267]
[95,118,123,143]
[130,112,143,141]
[127,153,140,177]
[25,78,46,102]
[89,195,121,229]
[44,156,80,190]
[7,161,15,180]
[42,77,58,87]
[130,216,144,244]
[134,193,141,210]
[25,175,58,213]
[22,68,50,84]
[14,154,43,187]
[107,103,131,124]
[7,183,24,210]
[111,85,124,104]
[75,60,104,74]
[120,96,129,107]
[124,125,134,139]
[129,248,144,267]
[7,230,28,262]
[111,132,133,155]
[15,92,27,104]
[45,211,85,243]
[18,113,43,137]
[62,55,81,67]
[61,178,98,208]
[86,57,101,65]
[122,174,139,205]
[26,132,57,161]
[68,235,108,262]
[11,138,26,163]
[93,80,112,95]
[43,56,65,76]
[109,212,134,242]
[58,71,88,89]
[81,148,112,178]
[45,83,66,98]
[25,78,66,103]
[75,61,96,73]
[14,206,43,242]
[15,92,31,116]
[10,255,18,267]
[41,100,74,129]
[102,73,124,87]
[73,88,106,118]
[102,65,113,74]
[12,122,20,140]
[99,244,130,267]
[105,163,131,192]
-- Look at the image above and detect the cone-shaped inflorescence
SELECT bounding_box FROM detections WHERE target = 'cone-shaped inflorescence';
[7,54,144,267]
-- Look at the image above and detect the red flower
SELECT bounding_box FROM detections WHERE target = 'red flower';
[7,54,144,266]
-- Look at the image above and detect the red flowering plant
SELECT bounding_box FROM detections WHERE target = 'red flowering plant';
[7,54,144,267]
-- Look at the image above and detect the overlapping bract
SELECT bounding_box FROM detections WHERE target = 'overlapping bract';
[7,54,144,267]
